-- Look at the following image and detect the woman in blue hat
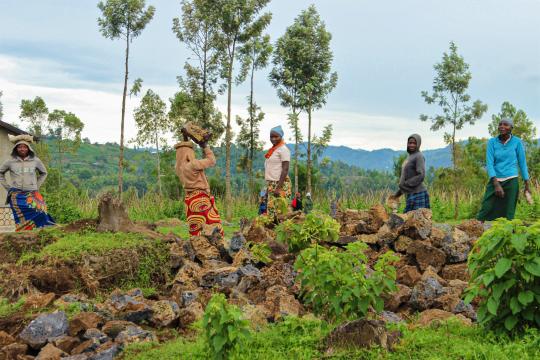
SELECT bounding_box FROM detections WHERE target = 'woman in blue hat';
[477,117,532,221]
[264,126,291,219]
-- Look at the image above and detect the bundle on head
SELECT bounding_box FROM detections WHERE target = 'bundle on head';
[8,134,34,144]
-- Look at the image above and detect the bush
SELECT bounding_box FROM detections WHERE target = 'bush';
[202,293,250,360]
[465,219,540,333]
[275,212,340,252]
[294,242,398,321]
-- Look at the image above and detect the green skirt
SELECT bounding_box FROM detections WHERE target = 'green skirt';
[477,177,519,221]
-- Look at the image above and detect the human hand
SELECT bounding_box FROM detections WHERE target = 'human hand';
[494,183,505,198]
[181,128,189,141]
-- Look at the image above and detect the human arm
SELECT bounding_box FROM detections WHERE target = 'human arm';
[191,144,216,171]
[273,161,290,196]
[516,140,530,194]
[486,140,504,197]
[0,161,11,190]
[404,154,426,188]
[35,159,48,189]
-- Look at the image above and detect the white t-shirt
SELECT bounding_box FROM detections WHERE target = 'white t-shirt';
[264,145,291,181]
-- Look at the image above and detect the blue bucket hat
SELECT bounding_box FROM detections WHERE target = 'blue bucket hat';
[270,125,284,137]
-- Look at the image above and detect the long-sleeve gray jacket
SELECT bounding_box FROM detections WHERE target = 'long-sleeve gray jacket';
[398,134,427,194]
[0,141,48,191]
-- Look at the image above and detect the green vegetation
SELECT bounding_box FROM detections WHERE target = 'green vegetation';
[202,293,250,360]
[248,242,272,264]
[0,297,25,318]
[295,242,398,321]
[157,223,239,239]
[465,219,540,333]
[123,316,540,359]
[275,212,340,252]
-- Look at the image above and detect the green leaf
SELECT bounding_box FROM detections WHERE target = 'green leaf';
[518,290,535,306]
[487,296,499,315]
[524,260,540,277]
[510,233,528,253]
[463,292,475,305]
[494,258,512,278]
[483,273,495,286]
[212,335,226,352]
[504,315,518,331]
[491,283,505,300]
[509,296,521,315]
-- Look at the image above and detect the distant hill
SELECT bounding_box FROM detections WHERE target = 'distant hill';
[287,144,452,171]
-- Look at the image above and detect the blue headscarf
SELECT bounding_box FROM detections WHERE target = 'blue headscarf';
[270,125,284,138]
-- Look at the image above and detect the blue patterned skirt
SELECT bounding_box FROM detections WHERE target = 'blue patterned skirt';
[8,189,55,231]
[405,191,431,213]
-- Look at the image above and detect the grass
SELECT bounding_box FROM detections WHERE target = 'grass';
[122,317,540,360]
[0,297,25,318]
[18,232,149,263]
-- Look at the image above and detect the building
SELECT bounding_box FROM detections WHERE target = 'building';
[0,120,33,232]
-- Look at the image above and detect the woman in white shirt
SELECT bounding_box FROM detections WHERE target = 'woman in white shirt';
[264,126,291,219]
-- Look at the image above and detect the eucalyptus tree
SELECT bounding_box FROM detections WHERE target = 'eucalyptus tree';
[237,33,272,191]
[214,0,272,221]
[48,110,84,180]
[19,96,50,161]
[133,89,168,196]
[420,41,487,218]
[97,0,155,194]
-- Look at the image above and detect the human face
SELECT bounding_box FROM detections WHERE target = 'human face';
[407,137,418,153]
[498,121,512,136]
[270,131,282,146]
[16,144,29,158]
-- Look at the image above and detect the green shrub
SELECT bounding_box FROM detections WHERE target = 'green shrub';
[465,219,540,333]
[275,212,340,252]
[248,242,272,264]
[295,242,398,321]
[202,293,250,360]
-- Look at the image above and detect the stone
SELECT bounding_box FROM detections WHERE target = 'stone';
[232,249,252,267]
[456,219,484,239]
[0,331,15,348]
[62,355,89,360]
[387,213,407,231]
[199,267,240,289]
[263,285,302,320]
[401,208,432,240]
[342,223,359,236]
[150,301,180,328]
[35,343,66,360]
[22,293,56,312]
[104,294,152,324]
[441,263,469,281]
[180,290,199,307]
[394,236,413,253]
[396,265,421,287]
[358,234,379,245]
[87,343,120,360]
[101,321,135,339]
[244,222,274,243]
[19,312,69,349]
[384,284,411,312]
[114,325,156,345]
[335,235,358,245]
[448,279,468,294]
[190,236,220,262]
[429,227,446,248]
[238,264,262,278]
[376,225,399,245]
[178,302,204,327]
[417,309,472,327]
[441,228,471,263]
[229,232,246,253]
[53,294,90,311]
[71,339,100,355]
[380,311,403,324]
[0,343,28,360]
[169,241,192,269]
[370,204,389,228]
[325,319,394,350]
[69,313,105,337]
[242,305,268,331]
[410,241,447,272]
[409,272,446,310]
[82,329,108,344]
[173,260,202,290]
[51,336,79,354]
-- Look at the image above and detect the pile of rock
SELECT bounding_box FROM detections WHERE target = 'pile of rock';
[334,205,485,324]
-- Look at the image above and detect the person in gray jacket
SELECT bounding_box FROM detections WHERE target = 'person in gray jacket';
[0,135,55,231]
[389,134,430,212]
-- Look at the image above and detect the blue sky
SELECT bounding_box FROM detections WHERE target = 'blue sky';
[0,0,538,150]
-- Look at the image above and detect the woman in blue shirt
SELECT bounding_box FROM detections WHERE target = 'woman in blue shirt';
[477,118,531,221]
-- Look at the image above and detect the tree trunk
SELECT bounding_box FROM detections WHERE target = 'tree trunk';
[293,110,299,194]
[156,132,162,197]
[119,32,130,195]
[248,62,255,196]
[452,123,459,220]
[202,27,208,126]
[225,50,235,222]
[306,104,312,194]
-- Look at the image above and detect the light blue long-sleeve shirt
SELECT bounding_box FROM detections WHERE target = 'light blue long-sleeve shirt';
[485,135,529,181]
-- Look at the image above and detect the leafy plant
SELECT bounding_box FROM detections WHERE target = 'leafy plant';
[295,241,398,321]
[202,293,250,360]
[464,219,540,333]
[275,211,340,252]
[248,242,272,264]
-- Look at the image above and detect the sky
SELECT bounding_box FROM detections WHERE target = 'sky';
[0,0,539,151]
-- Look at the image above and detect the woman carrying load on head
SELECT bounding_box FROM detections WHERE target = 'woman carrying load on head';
[264,126,291,220]
[175,128,224,237]
[389,134,430,213]
[477,118,532,221]
[0,135,55,231]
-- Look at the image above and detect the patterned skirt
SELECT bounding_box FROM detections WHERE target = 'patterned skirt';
[405,190,431,213]
[8,190,55,231]
[184,190,224,237]
[266,177,292,218]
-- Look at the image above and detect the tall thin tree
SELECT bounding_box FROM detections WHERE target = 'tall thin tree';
[420,41,487,219]
[215,0,272,221]
[48,110,84,182]
[97,0,155,195]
